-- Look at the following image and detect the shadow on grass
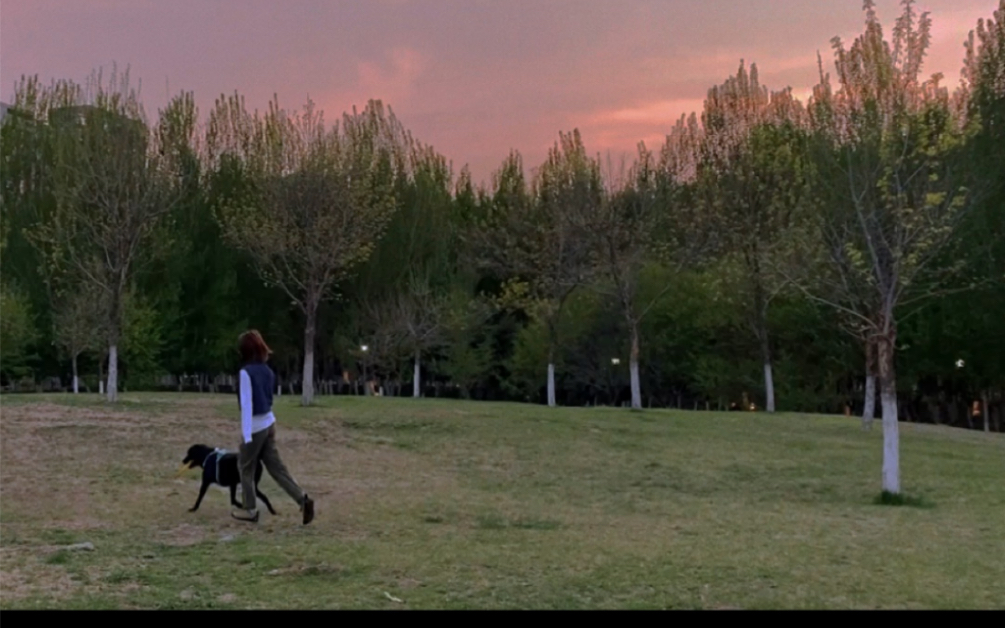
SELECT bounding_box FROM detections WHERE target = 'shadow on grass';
[873,491,935,509]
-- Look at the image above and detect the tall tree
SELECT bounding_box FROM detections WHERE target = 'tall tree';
[1,76,81,379]
[586,115,712,410]
[698,61,812,412]
[800,0,978,495]
[206,94,408,405]
[349,140,460,398]
[144,90,247,381]
[27,67,179,402]
[470,132,600,407]
[958,0,1005,432]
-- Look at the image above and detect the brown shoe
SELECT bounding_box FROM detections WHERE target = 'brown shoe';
[301,495,314,525]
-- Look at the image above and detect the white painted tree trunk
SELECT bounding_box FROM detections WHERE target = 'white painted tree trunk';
[763,362,775,413]
[547,363,556,407]
[863,375,876,429]
[106,344,119,402]
[629,325,641,410]
[877,333,899,495]
[863,338,876,430]
[627,323,643,411]
[881,389,900,494]
[759,328,775,412]
[860,337,876,430]
[629,360,641,410]
[301,321,316,406]
[72,355,79,394]
[413,351,421,398]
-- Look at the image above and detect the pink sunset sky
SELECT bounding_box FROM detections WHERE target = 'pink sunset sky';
[1,0,997,186]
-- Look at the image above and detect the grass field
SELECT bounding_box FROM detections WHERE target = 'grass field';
[1,392,1002,609]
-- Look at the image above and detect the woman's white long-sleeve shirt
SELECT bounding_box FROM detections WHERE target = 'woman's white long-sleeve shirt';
[239,369,275,444]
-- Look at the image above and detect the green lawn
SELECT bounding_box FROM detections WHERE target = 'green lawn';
[1,392,1002,609]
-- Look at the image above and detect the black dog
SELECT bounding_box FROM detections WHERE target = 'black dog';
[177,444,276,515]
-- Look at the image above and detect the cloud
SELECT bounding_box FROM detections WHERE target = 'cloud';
[355,47,428,109]
[587,98,708,126]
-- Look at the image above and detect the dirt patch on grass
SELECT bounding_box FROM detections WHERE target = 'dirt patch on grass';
[0,563,82,602]
[0,545,98,603]
[156,523,208,547]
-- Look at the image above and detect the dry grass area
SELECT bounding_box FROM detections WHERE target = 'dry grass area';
[1,392,1003,609]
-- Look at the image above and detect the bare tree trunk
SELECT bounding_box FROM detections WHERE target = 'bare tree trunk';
[863,338,876,430]
[413,351,421,398]
[629,323,641,410]
[983,390,991,433]
[72,354,79,394]
[877,330,900,495]
[98,355,105,396]
[301,310,316,406]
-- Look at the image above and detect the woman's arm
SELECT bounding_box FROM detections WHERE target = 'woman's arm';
[239,369,253,444]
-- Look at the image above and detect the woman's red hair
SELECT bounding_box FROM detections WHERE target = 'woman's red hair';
[238,330,272,363]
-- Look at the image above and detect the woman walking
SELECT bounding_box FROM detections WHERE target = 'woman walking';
[232,329,315,525]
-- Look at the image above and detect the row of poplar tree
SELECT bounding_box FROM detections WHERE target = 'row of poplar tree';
[2,1,1003,492]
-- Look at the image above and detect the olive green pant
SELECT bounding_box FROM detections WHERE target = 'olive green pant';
[239,424,305,512]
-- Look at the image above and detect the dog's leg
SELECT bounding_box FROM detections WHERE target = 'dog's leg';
[190,480,210,512]
[230,483,243,509]
[257,488,277,515]
[253,461,276,514]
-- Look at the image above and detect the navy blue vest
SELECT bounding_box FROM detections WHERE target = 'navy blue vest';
[238,362,274,416]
